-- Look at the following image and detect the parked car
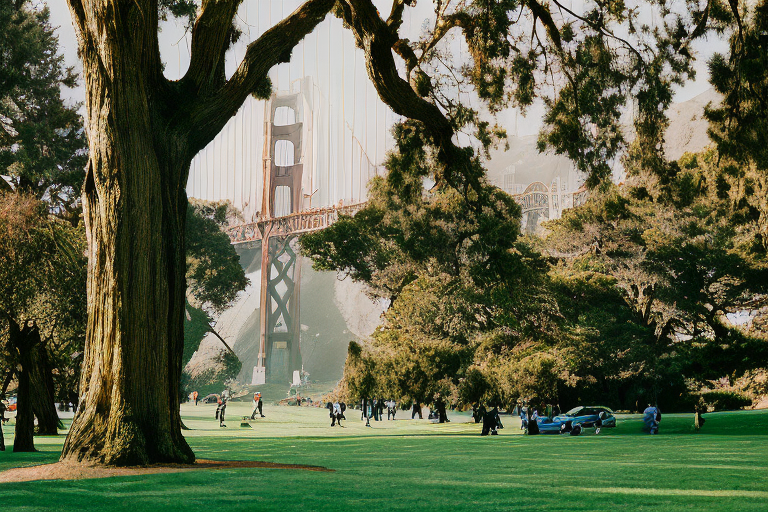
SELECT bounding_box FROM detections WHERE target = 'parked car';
[537,405,617,435]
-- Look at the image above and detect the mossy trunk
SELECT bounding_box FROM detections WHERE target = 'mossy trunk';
[59,0,335,465]
[60,0,192,466]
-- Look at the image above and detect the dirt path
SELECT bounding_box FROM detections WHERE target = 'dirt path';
[0,459,333,483]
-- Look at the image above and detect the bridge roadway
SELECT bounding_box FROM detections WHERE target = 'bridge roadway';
[226,184,588,244]
[227,203,368,244]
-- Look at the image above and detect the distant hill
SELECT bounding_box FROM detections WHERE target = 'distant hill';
[483,89,722,191]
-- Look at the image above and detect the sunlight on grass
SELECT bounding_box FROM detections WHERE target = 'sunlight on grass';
[1,405,766,511]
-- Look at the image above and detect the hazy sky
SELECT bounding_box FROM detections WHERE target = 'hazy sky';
[45,0,726,138]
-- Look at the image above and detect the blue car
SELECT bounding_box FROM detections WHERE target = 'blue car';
[537,406,617,435]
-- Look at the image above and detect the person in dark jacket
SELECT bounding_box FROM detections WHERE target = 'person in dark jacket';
[526,406,539,435]
[435,394,448,423]
[472,403,486,424]
[0,398,6,451]
[481,406,503,436]
[215,396,227,427]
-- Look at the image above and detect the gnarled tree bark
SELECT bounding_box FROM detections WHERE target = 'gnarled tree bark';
[60,0,335,465]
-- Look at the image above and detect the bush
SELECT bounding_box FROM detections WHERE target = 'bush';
[701,391,751,411]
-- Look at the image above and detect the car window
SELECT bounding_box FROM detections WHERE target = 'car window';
[565,407,583,416]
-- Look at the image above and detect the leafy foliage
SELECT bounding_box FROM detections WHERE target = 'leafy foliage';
[186,199,249,314]
[545,149,768,408]
[0,1,87,223]
[0,192,87,403]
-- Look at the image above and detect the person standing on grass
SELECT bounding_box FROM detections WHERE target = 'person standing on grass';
[216,396,227,427]
[0,398,6,451]
[250,392,264,419]
[331,402,344,427]
[435,394,448,423]
[694,400,706,431]
[192,390,199,405]
[386,400,397,420]
[362,398,371,427]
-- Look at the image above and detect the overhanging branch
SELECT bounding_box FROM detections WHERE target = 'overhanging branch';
[185,0,243,94]
[187,0,335,154]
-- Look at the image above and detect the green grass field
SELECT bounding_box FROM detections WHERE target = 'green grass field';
[1,404,767,511]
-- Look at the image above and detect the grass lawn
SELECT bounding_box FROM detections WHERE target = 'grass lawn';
[1,404,766,511]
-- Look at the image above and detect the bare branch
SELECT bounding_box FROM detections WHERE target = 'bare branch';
[526,0,562,51]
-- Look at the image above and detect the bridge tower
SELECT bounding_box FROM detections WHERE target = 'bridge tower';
[254,86,311,385]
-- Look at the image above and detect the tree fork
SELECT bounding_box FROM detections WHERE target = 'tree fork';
[60,0,335,466]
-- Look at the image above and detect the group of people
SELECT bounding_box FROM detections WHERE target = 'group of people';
[327,401,346,426]
[213,390,265,427]
[472,404,504,436]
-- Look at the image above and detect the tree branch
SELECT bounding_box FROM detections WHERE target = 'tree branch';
[341,0,480,191]
[187,0,335,154]
[185,0,243,94]
[526,0,562,51]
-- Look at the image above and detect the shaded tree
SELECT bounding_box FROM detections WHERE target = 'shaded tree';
[705,0,768,249]
[0,192,86,448]
[544,150,768,407]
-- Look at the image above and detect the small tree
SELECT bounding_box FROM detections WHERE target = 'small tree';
[0,1,87,223]
[0,192,86,449]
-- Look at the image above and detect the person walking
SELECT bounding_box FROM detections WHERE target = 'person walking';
[386,400,397,420]
[331,402,344,426]
[252,392,264,418]
[216,396,227,427]
[192,390,199,406]
[362,398,371,427]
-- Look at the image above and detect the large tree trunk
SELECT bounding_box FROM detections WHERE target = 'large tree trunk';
[59,0,334,465]
[29,344,59,435]
[7,320,38,452]
[59,0,192,466]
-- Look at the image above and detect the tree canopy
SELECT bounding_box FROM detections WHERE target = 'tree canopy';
[53,0,756,464]
[0,1,87,224]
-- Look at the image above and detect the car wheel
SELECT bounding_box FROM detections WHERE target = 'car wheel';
[570,424,582,436]
[595,427,601,435]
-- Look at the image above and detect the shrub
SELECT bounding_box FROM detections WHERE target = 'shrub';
[701,391,751,411]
